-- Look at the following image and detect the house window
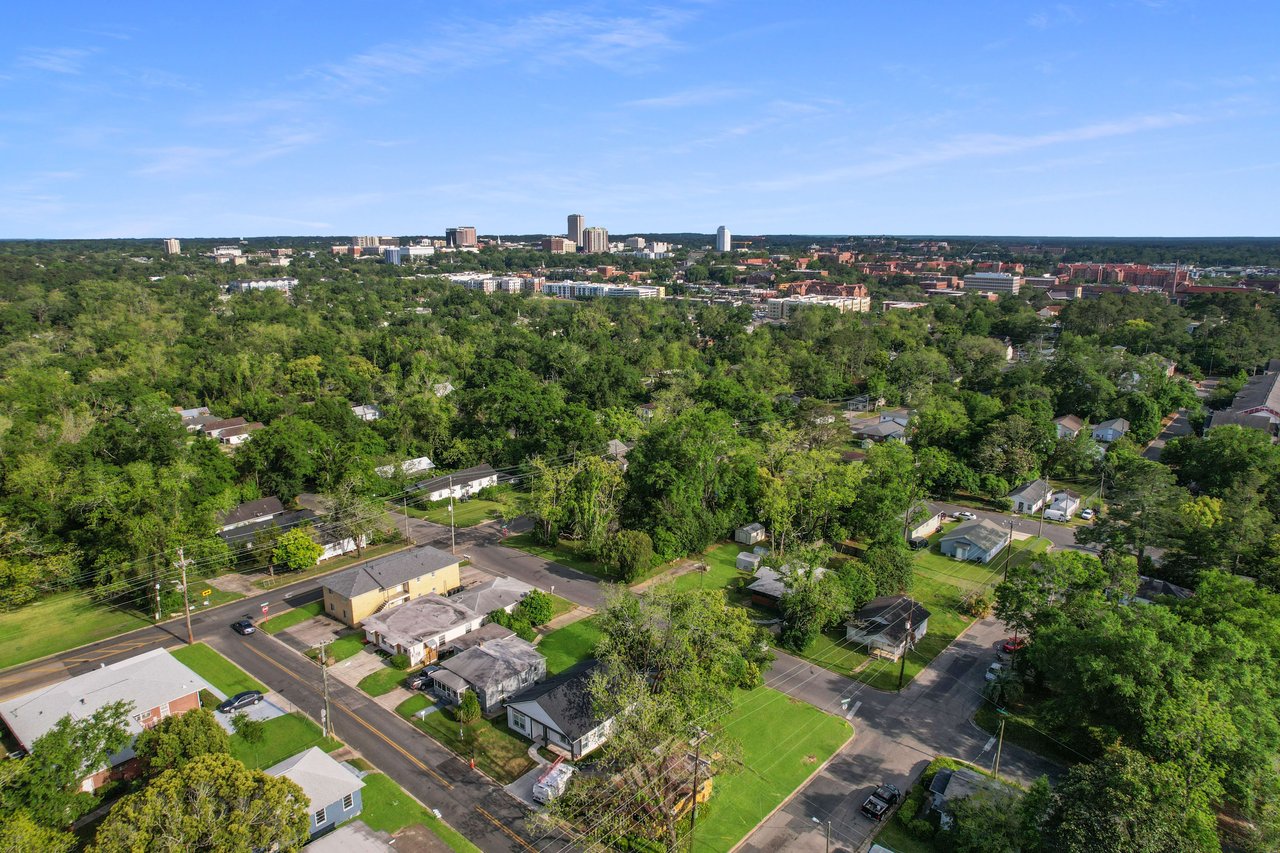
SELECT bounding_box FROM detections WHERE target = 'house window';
[342,793,354,811]
[510,712,527,732]
[400,582,410,594]
[314,806,327,827]
[328,601,335,612]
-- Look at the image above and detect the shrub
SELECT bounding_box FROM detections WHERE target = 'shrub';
[907,818,936,840]
[961,590,993,618]
[602,529,656,582]
[389,653,411,670]
[198,689,220,710]
[455,691,481,724]
[515,589,554,626]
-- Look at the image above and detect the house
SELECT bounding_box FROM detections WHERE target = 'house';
[219,509,362,562]
[215,422,263,446]
[433,382,455,398]
[428,635,546,713]
[506,662,615,760]
[636,402,657,422]
[1053,414,1085,439]
[1092,418,1130,443]
[845,596,931,661]
[746,564,825,609]
[904,502,944,540]
[374,456,435,478]
[266,747,364,838]
[939,519,1009,563]
[411,464,499,502]
[926,767,1014,829]
[606,439,632,470]
[447,621,516,653]
[1008,479,1054,514]
[361,577,531,664]
[351,404,382,422]
[1130,575,1194,605]
[320,546,462,628]
[217,497,286,533]
[735,523,767,545]
[0,649,211,792]
[736,551,764,571]
[878,407,912,427]
[1208,370,1280,435]
[197,416,247,438]
[851,420,908,443]
[1045,490,1081,520]
[847,394,886,412]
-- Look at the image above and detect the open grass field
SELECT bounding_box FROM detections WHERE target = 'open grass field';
[259,600,323,634]
[169,642,266,696]
[254,542,410,590]
[419,487,519,527]
[538,616,602,674]
[0,592,154,670]
[359,772,482,852]
[397,696,535,784]
[229,711,341,769]
[668,543,747,594]
[690,687,853,853]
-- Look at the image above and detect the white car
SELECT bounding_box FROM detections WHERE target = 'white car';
[984,661,1005,682]
[1080,508,1095,520]
[955,511,977,521]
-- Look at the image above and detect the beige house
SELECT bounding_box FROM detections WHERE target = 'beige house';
[320,546,461,627]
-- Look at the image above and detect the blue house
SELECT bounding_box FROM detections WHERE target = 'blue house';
[267,747,365,838]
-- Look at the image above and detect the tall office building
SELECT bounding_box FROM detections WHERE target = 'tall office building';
[581,227,608,253]
[715,226,731,252]
[567,214,585,247]
[445,226,478,248]
[163,238,181,255]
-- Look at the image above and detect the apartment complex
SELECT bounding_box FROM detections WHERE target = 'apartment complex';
[226,277,297,294]
[446,226,478,248]
[163,238,181,254]
[715,225,732,252]
[542,236,577,254]
[765,293,869,319]
[963,272,1022,294]
[542,282,665,300]
[581,227,609,253]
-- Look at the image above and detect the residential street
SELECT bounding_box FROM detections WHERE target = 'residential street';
[931,500,1088,553]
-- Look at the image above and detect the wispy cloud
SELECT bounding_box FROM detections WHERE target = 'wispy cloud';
[1028,4,1081,30]
[626,85,745,109]
[750,111,1201,191]
[16,47,94,75]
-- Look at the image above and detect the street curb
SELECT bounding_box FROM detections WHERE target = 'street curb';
[727,728,857,853]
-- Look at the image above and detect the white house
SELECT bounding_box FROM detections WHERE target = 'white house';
[506,663,615,760]
[1092,418,1130,443]
[1053,415,1085,439]
[361,577,531,665]
[412,464,499,502]
[1044,490,1081,521]
[375,456,435,478]
[1008,480,1054,514]
[845,596,932,661]
[351,404,382,422]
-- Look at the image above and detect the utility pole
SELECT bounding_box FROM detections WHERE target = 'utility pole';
[825,820,832,853]
[448,475,456,555]
[993,711,1008,778]
[897,607,915,691]
[154,582,162,622]
[402,496,411,544]
[689,727,710,844]
[175,547,195,644]
[318,640,334,737]
[1003,520,1014,582]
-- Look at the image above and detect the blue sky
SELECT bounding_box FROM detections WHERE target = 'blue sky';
[2,1,1277,238]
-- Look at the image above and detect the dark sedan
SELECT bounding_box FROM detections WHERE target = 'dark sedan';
[216,690,264,713]
[231,619,256,635]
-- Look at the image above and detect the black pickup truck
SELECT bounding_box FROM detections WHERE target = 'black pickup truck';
[860,783,901,821]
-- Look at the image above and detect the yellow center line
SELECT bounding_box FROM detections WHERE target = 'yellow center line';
[476,805,538,853]
[236,641,453,789]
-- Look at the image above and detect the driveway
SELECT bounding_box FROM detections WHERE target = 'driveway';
[329,648,390,689]
[213,696,289,732]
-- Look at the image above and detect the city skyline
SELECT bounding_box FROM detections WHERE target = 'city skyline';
[2,1,1278,238]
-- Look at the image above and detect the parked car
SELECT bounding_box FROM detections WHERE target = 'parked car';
[860,784,901,821]
[1080,508,1095,520]
[908,537,929,551]
[955,511,977,521]
[406,672,432,691]
[230,619,256,635]
[216,690,264,713]
[1001,636,1027,653]
[984,662,1005,682]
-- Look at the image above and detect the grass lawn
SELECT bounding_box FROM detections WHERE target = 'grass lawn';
[359,664,410,697]
[874,821,936,853]
[974,697,1080,767]
[691,687,853,853]
[360,772,482,853]
[230,712,341,769]
[259,600,323,634]
[420,488,518,527]
[546,593,576,621]
[0,592,153,670]
[668,543,748,593]
[169,643,266,696]
[255,542,410,590]
[538,616,602,674]
[398,698,535,784]
[305,632,366,663]
[504,532,613,579]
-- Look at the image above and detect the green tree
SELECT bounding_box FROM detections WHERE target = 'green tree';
[514,589,554,626]
[89,754,309,853]
[777,560,847,652]
[1077,456,1183,564]
[599,529,655,582]
[229,712,265,765]
[0,810,74,853]
[520,456,573,545]
[133,708,229,775]
[322,474,386,558]
[271,525,323,573]
[864,539,914,596]
[455,691,481,725]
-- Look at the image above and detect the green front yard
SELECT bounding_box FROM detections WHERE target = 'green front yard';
[668,543,748,593]
[396,695,535,784]
[359,772,482,852]
[304,632,366,663]
[538,616,602,674]
[419,487,519,527]
[259,600,323,634]
[360,663,412,697]
[169,642,266,696]
[230,711,341,769]
[691,687,853,853]
[0,593,154,670]
[503,532,614,579]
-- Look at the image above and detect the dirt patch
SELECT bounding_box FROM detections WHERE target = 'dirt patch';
[393,823,454,853]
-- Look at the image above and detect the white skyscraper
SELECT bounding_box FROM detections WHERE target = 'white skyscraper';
[715,225,731,252]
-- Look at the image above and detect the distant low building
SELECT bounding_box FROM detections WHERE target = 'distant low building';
[351,404,382,422]
[374,456,435,478]
[226,277,297,295]
[1053,414,1085,439]
[735,523,767,545]
[939,519,1009,563]
[411,464,499,502]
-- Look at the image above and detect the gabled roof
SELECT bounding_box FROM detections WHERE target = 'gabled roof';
[217,496,285,528]
[266,747,363,808]
[940,518,1008,553]
[1008,479,1053,504]
[1135,575,1194,602]
[447,621,516,653]
[1095,417,1130,432]
[847,596,931,645]
[854,421,906,439]
[1229,371,1280,414]
[506,661,603,741]
[0,649,211,751]
[1053,414,1084,432]
[321,546,459,599]
[412,464,499,495]
[439,636,544,691]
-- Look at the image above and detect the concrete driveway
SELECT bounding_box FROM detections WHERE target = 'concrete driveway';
[329,648,390,689]
[213,696,288,732]
[280,614,347,649]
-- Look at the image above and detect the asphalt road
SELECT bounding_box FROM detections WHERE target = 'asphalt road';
[932,500,1088,552]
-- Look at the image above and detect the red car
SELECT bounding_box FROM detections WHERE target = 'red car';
[1001,636,1027,653]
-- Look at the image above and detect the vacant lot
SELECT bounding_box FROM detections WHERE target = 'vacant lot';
[537,616,602,674]
[0,593,153,670]
[169,642,266,695]
[359,772,481,852]
[396,695,535,784]
[259,600,323,634]
[229,712,341,769]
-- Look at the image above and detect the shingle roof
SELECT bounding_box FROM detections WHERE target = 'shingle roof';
[1008,479,1053,504]
[321,546,459,599]
[266,747,363,808]
[411,464,499,495]
[1053,414,1084,432]
[940,518,1008,553]
[447,621,516,653]
[846,596,932,645]
[217,496,285,528]
[450,577,532,617]
[1096,417,1130,432]
[506,661,603,740]
[1230,371,1280,414]
[438,636,544,692]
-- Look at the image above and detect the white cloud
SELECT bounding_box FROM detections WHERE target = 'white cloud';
[16,47,94,75]
[626,85,745,109]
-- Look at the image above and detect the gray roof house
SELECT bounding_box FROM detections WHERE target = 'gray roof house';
[430,635,546,713]
[852,420,908,443]
[411,464,500,502]
[506,662,615,760]
[362,594,480,666]
[735,522,767,545]
[1008,479,1054,514]
[939,519,1009,564]
[322,546,459,600]
[450,576,533,617]
[845,596,931,660]
[1130,575,1195,606]
[1092,417,1130,443]
[266,747,365,838]
[1208,370,1280,435]
[926,767,1015,829]
[217,496,286,532]
[905,501,945,540]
